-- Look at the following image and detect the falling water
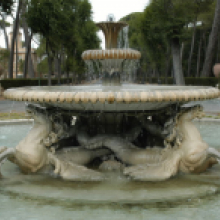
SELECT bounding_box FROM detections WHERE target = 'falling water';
[118,26,129,49]
[123,26,129,49]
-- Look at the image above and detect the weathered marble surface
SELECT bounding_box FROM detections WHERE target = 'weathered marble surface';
[0,104,220,182]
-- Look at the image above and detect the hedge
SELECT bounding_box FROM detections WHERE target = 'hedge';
[0,78,73,90]
[143,77,218,87]
[0,77,218,90]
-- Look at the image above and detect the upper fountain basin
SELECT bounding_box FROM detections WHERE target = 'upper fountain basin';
[4,85,220,111]
[82,49,141,60]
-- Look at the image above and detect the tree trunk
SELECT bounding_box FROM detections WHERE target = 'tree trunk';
[57,56,62,85]
[165,45,171,84]
[8,0,22,78]
[187,19,197,77]
[21,1,34,78]
[47,56,53,86]
[171,38,185,85]
[148,68,152,83]
[23,32,33,78]
[0,12,9,49]
[216,32,220,63]
[15,31,18,78]
[201,0,220,77]
[54,56,62,85]
[196,30,203,77]
[180,42,184,63]
[46,39,53,86]
[155,67,160,84]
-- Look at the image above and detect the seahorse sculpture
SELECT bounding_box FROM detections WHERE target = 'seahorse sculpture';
[83,105,220,181]
[0,104,108,181]
[1,104,220,181]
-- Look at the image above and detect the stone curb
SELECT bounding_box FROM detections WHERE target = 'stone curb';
[0,119,33,125]
[194,118,220,123]
[0,118,219,126]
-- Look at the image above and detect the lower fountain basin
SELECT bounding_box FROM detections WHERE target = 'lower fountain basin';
[4,84,219,111]
[1,120,220,205]
[1,172,220,205]
[1,120,220,219]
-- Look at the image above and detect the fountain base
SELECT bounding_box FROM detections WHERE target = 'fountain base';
[1,161,220,206]
[1,103,220,182]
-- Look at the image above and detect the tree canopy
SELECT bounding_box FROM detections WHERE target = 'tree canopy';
[26,0,100,84]
[119,0,216,84]
[0,0,14,14]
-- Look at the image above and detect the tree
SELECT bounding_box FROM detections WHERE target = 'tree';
[0,49,9,78]
[0,0,13,14]
[27,0,83,85]
[8,0,22,78]
[0,12,10,49]
[63,0,100,82]
[26,0,100,85]
[21,0,35,78]
[140,0,204,85]
[201,0,220,77]
[0,0,15,78]
[187,0,214,77]
[37,57,49,77]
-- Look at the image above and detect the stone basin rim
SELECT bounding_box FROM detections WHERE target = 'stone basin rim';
[4,85,220,105]
[82,48,141,60]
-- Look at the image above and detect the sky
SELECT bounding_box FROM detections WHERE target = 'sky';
[90,0,149,21]
[0,0,150,48]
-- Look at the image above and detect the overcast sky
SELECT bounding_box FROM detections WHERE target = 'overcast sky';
[90,0,149,21]
[0,0,149,48]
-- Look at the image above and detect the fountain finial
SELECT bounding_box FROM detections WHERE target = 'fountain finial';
[107,14,115,22]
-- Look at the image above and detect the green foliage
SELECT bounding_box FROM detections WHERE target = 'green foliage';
[119,12,150,71]
[119,12,142,49]
[0,0,14,14]
[0,49,9,63]
[185,77,218,86]
[26,0,78,52]
[142,77,218,86]
[26,0,100,75]
[1,77,217,90]
[64,0,100,73]
[18,59,24,73]
[198,0,216,28]
[119,0,216,78]
[0,78,73,90]
[37,57,49,76]
[143,0,195,40]
[0,19,10,28]
[0,49,9,77]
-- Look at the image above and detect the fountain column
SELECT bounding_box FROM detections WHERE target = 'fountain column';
[82,17,141,86]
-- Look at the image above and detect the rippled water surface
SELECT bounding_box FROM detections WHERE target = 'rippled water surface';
[0,121,220,220]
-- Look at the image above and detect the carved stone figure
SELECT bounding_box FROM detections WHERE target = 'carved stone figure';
[1,103,220,182]
[0,105,107,181]
[83,106,220,181]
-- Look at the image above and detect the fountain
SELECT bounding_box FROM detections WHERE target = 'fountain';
[1,16,220,183]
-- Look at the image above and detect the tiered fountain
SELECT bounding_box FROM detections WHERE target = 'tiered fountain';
[1,16,220,182]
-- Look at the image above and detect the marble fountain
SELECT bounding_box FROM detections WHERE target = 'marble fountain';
[1,16,220,212]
